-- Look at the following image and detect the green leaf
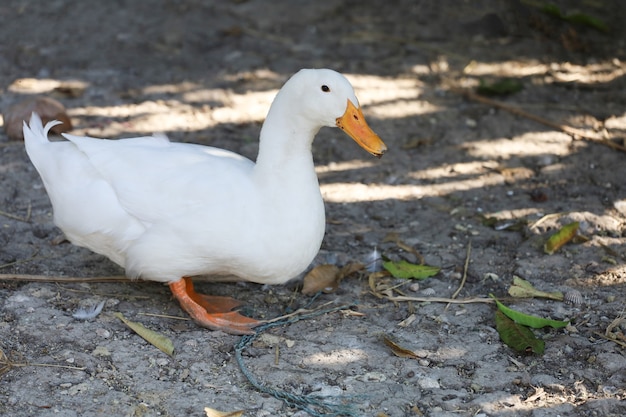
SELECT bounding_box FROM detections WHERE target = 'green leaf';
[544,221,579,255]
[565,12,609,32]
[540,3,563,19]
[539,2,608,33]
[490,294,569,329]
[477,78,524,96]
[382,260,440,280]
[495,310,545,354]
[508,276,564,301]
[114,312,174,356]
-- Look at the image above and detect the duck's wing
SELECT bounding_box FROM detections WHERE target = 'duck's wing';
[62,132,255,224]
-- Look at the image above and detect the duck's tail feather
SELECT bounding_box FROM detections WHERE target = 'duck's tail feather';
[23,113,63,145]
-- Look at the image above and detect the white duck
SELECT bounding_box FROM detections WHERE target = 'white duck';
[24,68,386,334]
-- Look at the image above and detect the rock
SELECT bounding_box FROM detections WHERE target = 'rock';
[4,96,72,140]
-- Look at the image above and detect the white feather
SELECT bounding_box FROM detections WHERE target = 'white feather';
[72,300,105,320]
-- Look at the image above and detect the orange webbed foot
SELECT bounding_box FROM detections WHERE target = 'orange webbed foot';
[169,277,260,335]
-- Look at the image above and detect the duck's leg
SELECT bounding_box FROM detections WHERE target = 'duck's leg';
[181,276,244,313]
[169,277,260,335]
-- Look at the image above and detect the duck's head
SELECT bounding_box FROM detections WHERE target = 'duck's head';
[284,69,387,158]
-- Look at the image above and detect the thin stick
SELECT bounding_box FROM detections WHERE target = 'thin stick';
[451,88,626,153]
[386,295,494,304]
[0,348,86,373]
[451,240,472,300]
[605,310,626,337]
[264,301,336,324]
[139,312,189,321]
[0,274,129,282]
[593,332,626,349]
[0,203,31,222]
[8,362,86,371]
[0,249,41,270]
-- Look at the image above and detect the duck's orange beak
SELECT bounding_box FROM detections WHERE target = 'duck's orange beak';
[336,100,387,158]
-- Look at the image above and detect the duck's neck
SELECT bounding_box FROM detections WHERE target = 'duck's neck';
[253,95,320,182]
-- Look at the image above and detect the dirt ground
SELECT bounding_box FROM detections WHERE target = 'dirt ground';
[1,1,625,416]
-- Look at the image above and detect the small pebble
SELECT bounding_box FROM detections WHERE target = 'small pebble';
[418,376,440,389]
[95,328,111,338]
[483,272,499,282]
[92,346,110,357]
[184,339,198,347]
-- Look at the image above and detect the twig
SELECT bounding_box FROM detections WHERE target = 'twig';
[59,284,152,300]
[605,310,626,336]
[0,249,41,270]
[0,348,86,375]
[451,240,471,300]
[0,274,128,282]
[264,301,336,324]
[594,332,626,349]
[451,87,626,153]
[386,295,494,304]
[139,312,190,321]
[0,203,31,222]
[8,362,86,371]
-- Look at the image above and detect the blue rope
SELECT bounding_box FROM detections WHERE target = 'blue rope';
[234,302,361,417]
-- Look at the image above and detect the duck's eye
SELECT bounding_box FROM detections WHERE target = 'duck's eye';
[321,85,330,92]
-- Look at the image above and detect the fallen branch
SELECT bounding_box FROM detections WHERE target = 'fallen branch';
[451,87,626,153]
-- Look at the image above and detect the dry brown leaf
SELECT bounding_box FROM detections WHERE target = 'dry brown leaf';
[368,271,391,298]
[340,261,364,278]
[302,264,340,295]
[204,407,244,417]
[340,309,366,318]
[301,262,364,295]
[4,96,72,140]
[114,312,174,356]
[382,336,423,359]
